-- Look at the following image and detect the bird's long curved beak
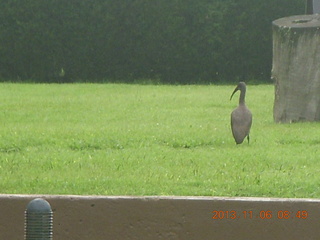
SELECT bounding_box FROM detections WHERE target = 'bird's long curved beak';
[230,87,239,101]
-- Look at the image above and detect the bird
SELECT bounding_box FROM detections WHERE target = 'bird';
[230,82,252,144]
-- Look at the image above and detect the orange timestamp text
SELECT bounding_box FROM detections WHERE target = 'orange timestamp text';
[211,210,308,220]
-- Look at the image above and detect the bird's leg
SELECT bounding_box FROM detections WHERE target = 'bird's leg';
[247,135,250,144]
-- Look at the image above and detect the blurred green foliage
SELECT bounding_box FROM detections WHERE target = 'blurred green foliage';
[0,0,304,83]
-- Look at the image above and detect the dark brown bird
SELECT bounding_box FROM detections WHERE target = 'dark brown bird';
[230,82,252,144]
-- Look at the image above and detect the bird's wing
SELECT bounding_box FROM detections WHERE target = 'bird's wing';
[231,107,252,144]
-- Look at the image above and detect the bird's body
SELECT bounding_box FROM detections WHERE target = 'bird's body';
[230,82,252,144]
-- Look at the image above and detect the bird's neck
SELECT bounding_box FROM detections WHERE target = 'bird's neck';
[239,89,246,105]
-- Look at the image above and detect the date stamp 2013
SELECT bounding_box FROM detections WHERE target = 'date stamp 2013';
[211,210,308,220]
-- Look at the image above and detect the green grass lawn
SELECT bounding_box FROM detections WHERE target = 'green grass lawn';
[0,83,319,198]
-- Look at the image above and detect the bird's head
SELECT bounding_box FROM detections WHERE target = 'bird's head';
[230,82,246,100]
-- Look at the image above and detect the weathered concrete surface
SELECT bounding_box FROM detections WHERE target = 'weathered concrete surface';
[272,15,320,123]
[1,194,320,239]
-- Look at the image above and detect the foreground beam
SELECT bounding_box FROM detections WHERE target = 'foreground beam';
[1,194,320,239]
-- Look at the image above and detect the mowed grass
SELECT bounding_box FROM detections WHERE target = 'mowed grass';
[0,83,319,198]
